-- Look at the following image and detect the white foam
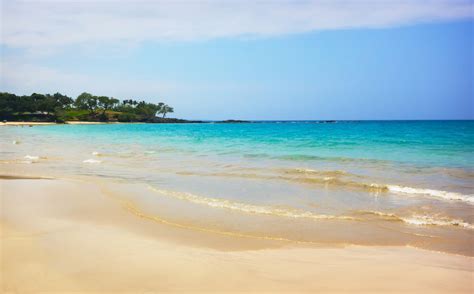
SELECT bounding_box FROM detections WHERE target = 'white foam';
[24,155,39,160]
[295,168,318,173]
[387,185,474,204]
[358,210,474,230]
[358,210,398,219]
[83,159,102,164]
[148,186,354,221]
[92,151,100,156]
[401,215,474,230]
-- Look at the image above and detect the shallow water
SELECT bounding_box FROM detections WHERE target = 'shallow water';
[1,121,473,255]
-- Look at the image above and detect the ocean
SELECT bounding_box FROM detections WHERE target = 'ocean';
[1,120,473,255]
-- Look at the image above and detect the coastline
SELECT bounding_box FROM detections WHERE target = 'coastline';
[1,177,472,293]
[0,121,147,126]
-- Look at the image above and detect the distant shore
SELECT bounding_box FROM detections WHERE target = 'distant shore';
[0,121,137,126]
[1,121,121,126]
[0,119,252,126]
[0,119,345,126]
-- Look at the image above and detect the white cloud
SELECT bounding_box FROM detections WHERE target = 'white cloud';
[0,60,178,98]
[1,0,472,52]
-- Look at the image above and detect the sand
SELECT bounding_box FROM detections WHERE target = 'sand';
[0,121,150,126]
[0,122,58,126]
[0,121,115,126]
[1,178,473,293]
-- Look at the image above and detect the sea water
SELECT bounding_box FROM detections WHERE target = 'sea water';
[1,121,473,255]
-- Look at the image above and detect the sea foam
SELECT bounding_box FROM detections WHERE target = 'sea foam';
[387,185,474,204]
[83,159,102,164]
[24,155,39,160]
[400,215,474,230]
[147,185,354,221]
[355,210,474,230]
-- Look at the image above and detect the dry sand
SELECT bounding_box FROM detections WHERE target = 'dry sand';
[0,122,58,126]
[1,178,472,293]
[0,121,115,126]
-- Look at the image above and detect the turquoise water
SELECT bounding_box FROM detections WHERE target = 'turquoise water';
[11,121,473,187]
[17,120,474,166]
[1,121,474,255]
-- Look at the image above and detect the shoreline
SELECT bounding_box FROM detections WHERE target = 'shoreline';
[2,120,471,127]
[0,121,145,126]
[1,177,472,292]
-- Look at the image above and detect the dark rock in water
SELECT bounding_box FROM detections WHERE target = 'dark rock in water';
[149,117,204,123]
[216,120,250,123]
[321,120,337,123]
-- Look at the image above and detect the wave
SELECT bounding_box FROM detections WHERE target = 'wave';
[281,175,391,192]
[147,186,473,230]
[290,178,474,204]
[282,168,348,177]
[355,210,400,219]
[354,210,474,230]
[147,185,355,221]
[24,155,39,160]
[274,154,392,165]
[83,159,102,164]
[178,168,474,205]
[386,185,474,204]
[118,198,319,244]
[400,215,474,230]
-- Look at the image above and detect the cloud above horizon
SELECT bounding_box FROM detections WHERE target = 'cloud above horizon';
[1,0,472,120]
[1,0,473,52]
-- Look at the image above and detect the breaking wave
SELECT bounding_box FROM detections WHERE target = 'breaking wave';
[147,185,355,221]
[386,185,474,204]
[355,210,474,230]
[178,168,474,205]
[83,158,102,164]
[401,215,474,229]
[147,186,473,230]
[24,155,40,160]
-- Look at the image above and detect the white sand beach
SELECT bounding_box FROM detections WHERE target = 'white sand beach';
[1,178,472,293]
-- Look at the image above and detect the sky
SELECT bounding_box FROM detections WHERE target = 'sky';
[1,0,473,120]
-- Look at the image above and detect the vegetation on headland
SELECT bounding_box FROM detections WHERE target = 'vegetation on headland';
[0,91,176,123]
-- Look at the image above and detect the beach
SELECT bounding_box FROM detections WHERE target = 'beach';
[1,121,473,292]
[2,0,473,291]
[2,178,473,293]
[0,121,121,126]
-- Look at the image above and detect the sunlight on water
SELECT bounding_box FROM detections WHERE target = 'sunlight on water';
[1,121,473,255]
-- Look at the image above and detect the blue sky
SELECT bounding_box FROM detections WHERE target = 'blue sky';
[1,0,473,120]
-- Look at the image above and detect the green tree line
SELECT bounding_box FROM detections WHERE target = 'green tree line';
[0,92,174,122]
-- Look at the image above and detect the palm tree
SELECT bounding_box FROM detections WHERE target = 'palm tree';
[160,104,174,118]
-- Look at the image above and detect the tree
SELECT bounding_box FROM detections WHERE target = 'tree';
[0,91,175,122]
[136,101,162,121]
[75,92,98,114]
[30,93,48,113]
[159,104,174,118]
[0,92,19,118]
[52,93,74,109]
[97,96,119,116]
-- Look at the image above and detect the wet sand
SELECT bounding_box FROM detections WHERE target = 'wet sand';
[1,178,472,293]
